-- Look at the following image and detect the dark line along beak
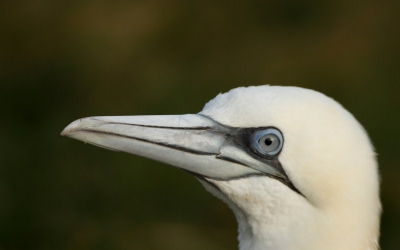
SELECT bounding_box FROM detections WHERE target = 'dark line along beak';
[61,114,289,181]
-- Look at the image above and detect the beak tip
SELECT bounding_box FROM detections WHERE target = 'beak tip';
[60,129,68,137]
[60,119,84,137]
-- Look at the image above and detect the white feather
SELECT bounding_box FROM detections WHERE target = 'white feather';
[200,86,381,250]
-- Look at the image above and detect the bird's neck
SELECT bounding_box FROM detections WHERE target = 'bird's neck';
[221,178,315,250]
[201,177,379,250]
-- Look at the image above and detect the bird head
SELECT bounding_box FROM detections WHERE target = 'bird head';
[61,86,381,250]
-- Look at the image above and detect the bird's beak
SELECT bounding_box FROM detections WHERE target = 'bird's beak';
[61,114,284,180]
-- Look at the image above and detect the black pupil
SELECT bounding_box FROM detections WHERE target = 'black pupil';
[264,137,273,146]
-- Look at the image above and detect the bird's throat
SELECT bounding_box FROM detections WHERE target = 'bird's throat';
[199,176,320,250]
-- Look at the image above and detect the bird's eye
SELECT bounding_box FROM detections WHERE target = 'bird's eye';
[251,128,283,156]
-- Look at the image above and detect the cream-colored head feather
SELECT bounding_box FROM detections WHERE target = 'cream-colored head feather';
[200,86,381,250]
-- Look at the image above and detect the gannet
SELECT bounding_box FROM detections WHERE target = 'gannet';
[61,86,381,250]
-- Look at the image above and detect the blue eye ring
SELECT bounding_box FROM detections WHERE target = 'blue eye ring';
[251,128,284,156]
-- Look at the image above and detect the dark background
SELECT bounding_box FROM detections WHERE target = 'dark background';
[1,0,399,249]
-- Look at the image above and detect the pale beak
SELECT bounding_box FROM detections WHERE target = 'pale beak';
[61,114,288,181]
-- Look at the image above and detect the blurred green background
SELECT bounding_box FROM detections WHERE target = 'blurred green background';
[1,0,399,249]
